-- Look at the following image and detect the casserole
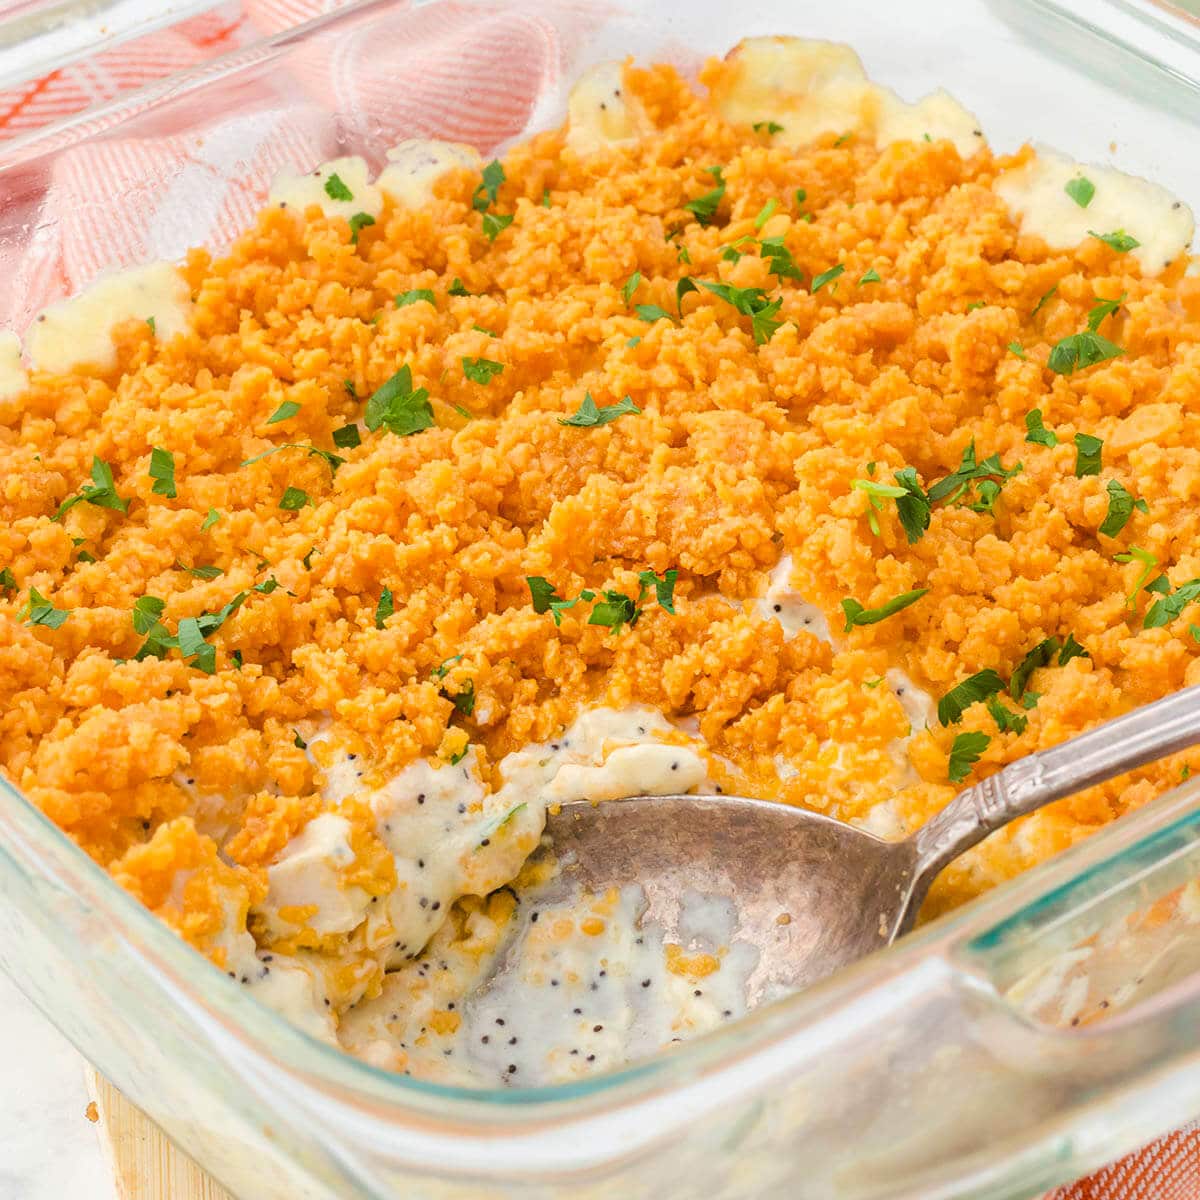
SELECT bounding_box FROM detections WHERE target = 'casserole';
[2,0,1200,1196]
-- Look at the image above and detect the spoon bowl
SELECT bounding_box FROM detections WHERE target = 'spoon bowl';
[545,685,1200,994]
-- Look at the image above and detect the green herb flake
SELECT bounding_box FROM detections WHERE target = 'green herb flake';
[637,567,678,614]
[182,563,223,581]
[145,315,156,335]
[448,278,471,297]
[636,304,674,325]
[948,730,991,783]
[324,172,353,202]
[857,268,881,286]
[1031,284,1058,319]
[938,668,1006,725]
[1114,546,1160,609]
[1064,176,1095,208]
[1058,633,1089,664]
[293,729,308,749]
[683,166,726,227]
[279,486,310,511]
[302,547,316,570]
[811,264,845,293]
[753,198,778,231]
[541,188,551,207]
[1024,409,1058,447]
[1010,637,1060,700]
[453,404,473,419]
[1008,341,1027,360]
[131,595,166,635]
[450,680,476,717]
[201,508,221,531]
[471,160,505,212]
[700,281,783,344]
[332,423,362,450]
[365,365,434,437]
[588,590,639,635]
[462,356,504,385]
[482,211,514,241]
[759,237,804,282]
[986,695,1028,736]
[149,447,177,499]
[0,568,16,594]
[1073,432,1103,478]
[1088,293,1125,330]
[928,441,1022,508]
[620,272,642,306]
[431,654,463,680]
[267,401,301,425]
[559,393,641,428]
[840,588,928,632]
[22,586,70,629]
[1090,229,1140,253]
[53,456,130,521]
[1047,331,1123,376]
[1099,479,1145,538]
[348,212,375,244]
[375,586,394,630]
[396,289,436,309]
[1144,578,1200,630]
[752,121,784,135]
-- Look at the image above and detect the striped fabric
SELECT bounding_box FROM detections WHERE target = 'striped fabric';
[0,4,1195,1196]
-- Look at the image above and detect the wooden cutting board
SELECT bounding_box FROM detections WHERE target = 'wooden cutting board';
[87,1072,233,1200]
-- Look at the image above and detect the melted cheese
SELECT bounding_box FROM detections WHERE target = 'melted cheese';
[27,262,191,374]
[707,36,983,159]
[995,146,1194,275]
[0,331,27,399]
[565,61,653,155]
[268,155,382,221]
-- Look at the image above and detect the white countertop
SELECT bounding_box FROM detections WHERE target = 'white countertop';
[0,970,116,1200]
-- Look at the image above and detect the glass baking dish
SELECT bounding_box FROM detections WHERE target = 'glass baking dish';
[2,1,1200,1196]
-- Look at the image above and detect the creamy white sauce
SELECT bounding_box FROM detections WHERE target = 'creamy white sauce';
[27,262,191,374]
[995,146,1194,274]
[268,155,383,221]
[565,61,653,156]
[708,37,983,159]
[0,331,27,399]
[376,139,481,209]
[753,553,833,643]
[886,668,934,734]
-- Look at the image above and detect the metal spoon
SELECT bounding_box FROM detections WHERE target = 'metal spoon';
[543,685,1200,1001]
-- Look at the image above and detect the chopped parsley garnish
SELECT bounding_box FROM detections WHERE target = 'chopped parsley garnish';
[471,160,505,212]
[324,173,353,202]
[893,467,932,544]
[1099,479,1147,537]
[332,423,361,450]
[526,576,591,625]
[472,324,495,336]
[677,243,692,264]
[449,680,475,716]
[700,281,783,344]
[833,133,852,147]
[242,442,344,475]
[638,568,677,613]
[621,272,642,306]
[626,336,642,348]
[1008,341,1027,360]
[1058,632,1089,664]
[811,264,844,293]
[752,120,784,134]
[948,730,990,783]
[1088,293,1125,328]
[0,567,16,594]
[375,586,394,629]
[542,188,551,207]
[1073,432,1103,477]
[1143,578,1200,630]
[966,301,987,312]
[559,393,641,427]
[840,587,927,632]
[145,316,156,335]
[759,237,804,282]
[431,654,463,679]
[253,576,289,595]
[344,380,357,398]
[348,212,375,244]
[462,356,504,385]
[181,563,223,580]
[176,617,217,673]
[1024,409,1058,447]
[1048,330,1123,375]
[149,447,177,498]
[279,486,310,511]
[857,268,881,286]
[589,590,640,633]
[302,547,316,570]
[53,456,130,521]
[293,729,308,749]
[1031,284,1058,318]
[527,568,676,631]
[928,440,1022,507]
[852,478,906,537]
[1010,637,1059,700]
[364,365,434,436]
[448,278,471,297]
[986,695,1028,736]
[636,304,674,325]
[1064,176,1094,208]
[22,586,70,629]
[676,276,699,314]
[453,404,473,419]
[1090,229,1140,253]
[267,401,301,424]
[1114,546,1159,609]
[683,166,726,226]
[482,212,514,241]
[132,595,166,634]
[938,669,1005,725]
[396,289,435,308]
[753,198,778,230]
